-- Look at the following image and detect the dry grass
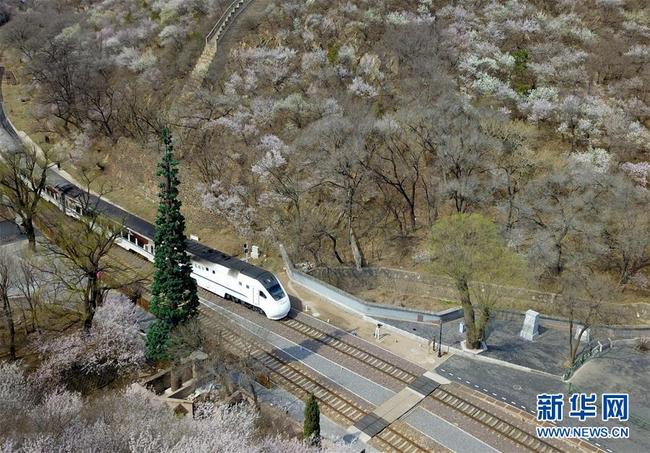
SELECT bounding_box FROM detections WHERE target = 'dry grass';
[355,286,457,313]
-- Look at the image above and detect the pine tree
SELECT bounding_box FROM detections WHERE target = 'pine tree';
[303,393,321,447]
[145,320,171,361]
[148,128,198,327]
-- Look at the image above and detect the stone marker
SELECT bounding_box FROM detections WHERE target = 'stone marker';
[520,309,540,341]
[251,245,259,259]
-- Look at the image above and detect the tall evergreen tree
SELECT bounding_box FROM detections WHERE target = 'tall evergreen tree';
[303,394,321,447]
[148,128,198,326]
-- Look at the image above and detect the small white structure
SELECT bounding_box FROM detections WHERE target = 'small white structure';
[459,322,466,333]
[251,245,259,259]
[575,325,591,343]
[520,309,540,341]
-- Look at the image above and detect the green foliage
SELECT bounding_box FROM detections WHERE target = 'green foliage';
[429,214,526,349]
[145,320,171,361]
[327,45,339,65]
[511,49,533,95]
[303,394,321,447]
[512,49,529,73]
[149,128,199,328]
[429,213,524,285]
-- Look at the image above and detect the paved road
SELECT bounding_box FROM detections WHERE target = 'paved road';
[436,355,646,453]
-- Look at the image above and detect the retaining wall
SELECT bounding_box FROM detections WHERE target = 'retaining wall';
[310,266,650,327]
[279,244,462,323]
[0,67,19,142]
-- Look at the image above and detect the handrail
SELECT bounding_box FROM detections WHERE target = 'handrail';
[205,0,254,44]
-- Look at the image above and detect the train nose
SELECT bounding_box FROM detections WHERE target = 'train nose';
[267,296,291,320]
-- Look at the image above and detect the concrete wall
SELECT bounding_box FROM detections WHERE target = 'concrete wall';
[279,244,461,323]
[310,266,650,327]
[0,67,19,142]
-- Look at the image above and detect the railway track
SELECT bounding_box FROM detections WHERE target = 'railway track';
[279,316,564,453]
[115,249,562,452]
[199,307,434,453]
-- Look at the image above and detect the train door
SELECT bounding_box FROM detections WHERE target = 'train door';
[251,284,258,307]
[257,288,267,309]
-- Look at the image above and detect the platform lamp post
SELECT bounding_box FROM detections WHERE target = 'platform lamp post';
[437,320,443,358]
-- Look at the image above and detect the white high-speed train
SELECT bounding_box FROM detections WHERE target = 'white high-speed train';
[42,173,291,320]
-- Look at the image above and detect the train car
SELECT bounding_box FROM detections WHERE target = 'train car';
[42,174,291,320]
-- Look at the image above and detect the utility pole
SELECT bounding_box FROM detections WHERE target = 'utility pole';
[438,320,443,358]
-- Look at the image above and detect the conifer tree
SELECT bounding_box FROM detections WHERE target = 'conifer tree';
[303,394,321,447]
[147,128,198,359]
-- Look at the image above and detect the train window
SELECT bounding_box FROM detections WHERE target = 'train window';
[259,291,266,299]
[212,270,215,274]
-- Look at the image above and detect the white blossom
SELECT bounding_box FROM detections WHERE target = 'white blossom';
[348,77,377,97]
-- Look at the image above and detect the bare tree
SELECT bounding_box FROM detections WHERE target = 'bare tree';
[0,143,56,251]
[515,170,599,279]
[364,116,425,233]
[298,113,372,268]
[0,251,18,360]
[599,175,650,285]
[558,270,616,367]
[39,176,142,331]
[481,119,537,233]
